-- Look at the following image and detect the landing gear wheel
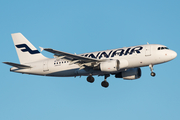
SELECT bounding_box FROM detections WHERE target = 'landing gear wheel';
[149,64,156,77]
[151,72,156,77]
[101,81,109,88]
[87,76,94,83]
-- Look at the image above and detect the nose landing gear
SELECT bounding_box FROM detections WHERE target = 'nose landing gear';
[149,64,156,77]
[151,72,156,77]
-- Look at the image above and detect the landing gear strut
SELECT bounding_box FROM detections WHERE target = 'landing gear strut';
[87,75,95,83]
[149,64,156,77]
[101,74,110,88]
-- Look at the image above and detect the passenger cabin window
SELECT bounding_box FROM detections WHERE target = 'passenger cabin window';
[157,47,169,50]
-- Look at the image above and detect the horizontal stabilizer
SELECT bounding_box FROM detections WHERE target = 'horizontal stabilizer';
[3,62,31,69]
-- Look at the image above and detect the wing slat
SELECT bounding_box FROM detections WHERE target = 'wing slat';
[44,48,99,62]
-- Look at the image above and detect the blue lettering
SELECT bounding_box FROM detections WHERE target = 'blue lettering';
[129,46,143,55]
[84,54,89,57]
[88,52,100,59]
[99,51,113,59]
[124,48,131,55]
[82,46,143,59]
[111,49,125,57]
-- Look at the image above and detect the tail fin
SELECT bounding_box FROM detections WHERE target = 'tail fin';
[11,33,47,64]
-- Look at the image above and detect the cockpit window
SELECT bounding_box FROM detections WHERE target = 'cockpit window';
[157,47,169,50]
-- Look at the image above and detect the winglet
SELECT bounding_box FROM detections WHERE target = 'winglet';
[39,47,44,52]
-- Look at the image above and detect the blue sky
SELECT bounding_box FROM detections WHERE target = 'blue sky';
[0,0,180,120]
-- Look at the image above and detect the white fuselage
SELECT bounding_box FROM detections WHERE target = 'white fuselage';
[10,44,177,77]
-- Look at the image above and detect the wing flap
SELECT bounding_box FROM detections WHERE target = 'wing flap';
[3,62,31,69]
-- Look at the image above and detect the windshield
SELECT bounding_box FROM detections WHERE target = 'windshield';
[157,47,169,50]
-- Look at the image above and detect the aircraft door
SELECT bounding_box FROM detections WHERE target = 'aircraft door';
[145,45,151,56]
[43,60,49,72]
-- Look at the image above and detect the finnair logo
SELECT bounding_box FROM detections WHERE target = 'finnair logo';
[81,46,143,59]
[16,44,40,54]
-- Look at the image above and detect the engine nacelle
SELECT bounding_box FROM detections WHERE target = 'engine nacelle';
[100,59,120,72]
[115,68,141,80]
[99,59,129,72]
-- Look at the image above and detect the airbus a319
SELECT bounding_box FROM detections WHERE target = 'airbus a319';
[3,33,177,88]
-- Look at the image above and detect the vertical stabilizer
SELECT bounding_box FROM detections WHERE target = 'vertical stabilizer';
[11,33,47,64]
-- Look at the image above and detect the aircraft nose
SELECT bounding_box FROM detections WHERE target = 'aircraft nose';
[171,50,177,59]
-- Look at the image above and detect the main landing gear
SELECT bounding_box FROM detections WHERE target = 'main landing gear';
[101,74,110,88]
[87,74,95,83]
[149,64,156,77]
[86,74,110,88]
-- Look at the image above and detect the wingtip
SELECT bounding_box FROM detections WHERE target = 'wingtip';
[39,47,44,52]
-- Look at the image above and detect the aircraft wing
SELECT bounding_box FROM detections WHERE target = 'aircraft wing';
[44,48,100,63]
[3,62,31,69]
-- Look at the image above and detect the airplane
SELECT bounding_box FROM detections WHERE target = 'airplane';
[3,33,177,88]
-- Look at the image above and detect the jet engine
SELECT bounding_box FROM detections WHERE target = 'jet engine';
[115,68,141,80]
[99,59,128,72]
[100,59,119,72]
